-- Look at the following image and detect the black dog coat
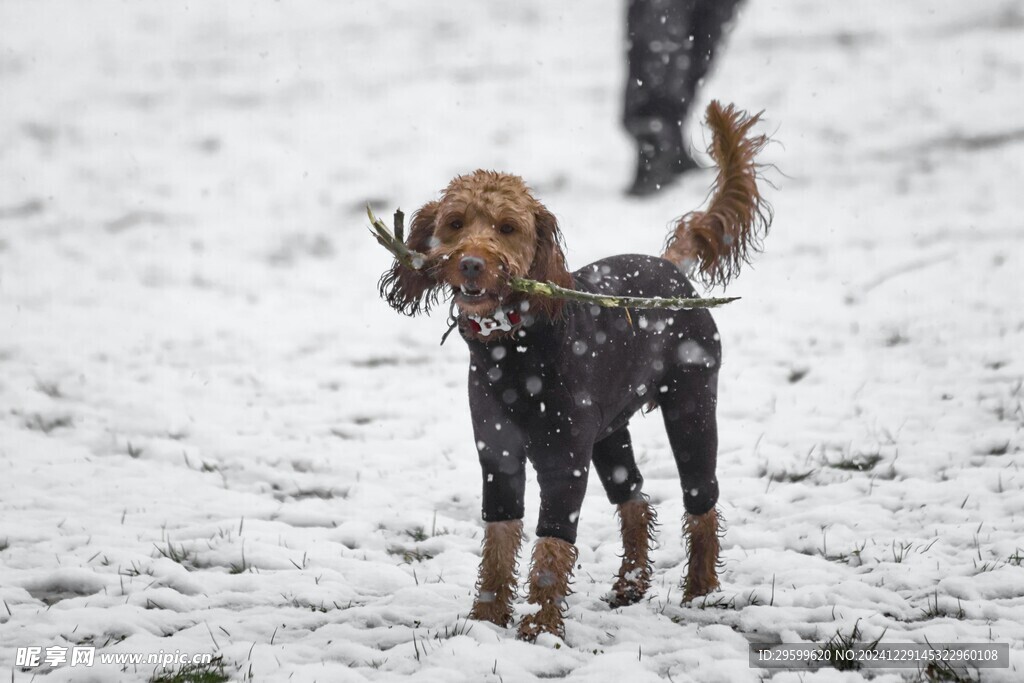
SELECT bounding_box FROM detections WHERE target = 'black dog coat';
[462,254,721,543]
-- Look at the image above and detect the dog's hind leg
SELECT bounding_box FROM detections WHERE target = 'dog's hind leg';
[682,506,721,601]
[610,497,657,607]
[660,365,722,602]
[592,426,657,607]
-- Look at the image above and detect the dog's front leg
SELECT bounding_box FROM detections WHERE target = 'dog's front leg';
[469,433,527,627]
[518,535,578,641]
[517,447,590,641]
[470,519,523,626]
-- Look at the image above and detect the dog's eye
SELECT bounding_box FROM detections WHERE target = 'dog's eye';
[449,219,463,230]
[499,223,515,235]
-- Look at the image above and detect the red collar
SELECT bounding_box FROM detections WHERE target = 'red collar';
[465,307,523,337]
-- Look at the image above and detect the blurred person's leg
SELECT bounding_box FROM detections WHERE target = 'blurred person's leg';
[687,0,742,100]
[624,0,742,196]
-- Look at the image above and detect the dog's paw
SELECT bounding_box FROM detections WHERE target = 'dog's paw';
[681,574,720,603]
[606,582,645,608]
[469,598,514,628]
[517,609,564,642]
[607,564,652,608]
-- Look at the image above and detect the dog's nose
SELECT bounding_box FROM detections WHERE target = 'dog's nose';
[459,256,485,278]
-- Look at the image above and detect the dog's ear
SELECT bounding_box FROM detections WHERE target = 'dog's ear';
[526,206,573,320]
[378,201,442,316]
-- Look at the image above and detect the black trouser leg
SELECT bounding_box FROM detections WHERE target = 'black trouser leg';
[624,0,742,138]
[625,0,698,139]
[686,0,743,101]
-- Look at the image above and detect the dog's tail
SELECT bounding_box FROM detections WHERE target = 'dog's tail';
[662,101,771,288]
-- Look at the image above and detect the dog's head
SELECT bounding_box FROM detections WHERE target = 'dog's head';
[379,170,572,325]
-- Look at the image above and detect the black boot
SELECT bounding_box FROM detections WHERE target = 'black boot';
[627,122,700,197]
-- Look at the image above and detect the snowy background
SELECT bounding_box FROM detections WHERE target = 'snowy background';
[1,1,1023,681]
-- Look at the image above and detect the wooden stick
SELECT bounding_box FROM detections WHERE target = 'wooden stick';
[367,205,426,272]
[394,209,405,243]
[367,205,740,311]
[509,277,739,311]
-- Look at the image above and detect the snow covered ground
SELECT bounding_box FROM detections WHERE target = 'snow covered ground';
[1,1,1023,681]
